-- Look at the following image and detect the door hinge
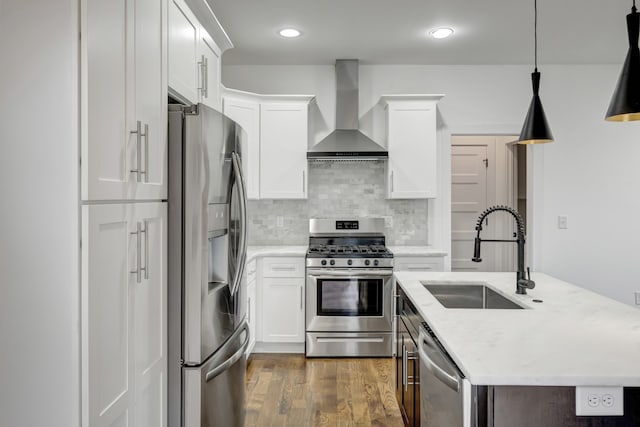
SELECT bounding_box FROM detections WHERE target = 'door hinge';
[483,158,489,168]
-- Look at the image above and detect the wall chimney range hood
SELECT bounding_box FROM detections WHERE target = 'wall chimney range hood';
[307,60,388,161]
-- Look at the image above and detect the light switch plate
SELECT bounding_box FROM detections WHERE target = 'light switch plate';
[634,291,640,305]
[576,386,623,416]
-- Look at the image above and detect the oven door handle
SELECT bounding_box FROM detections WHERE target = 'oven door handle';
[306,269,394,277]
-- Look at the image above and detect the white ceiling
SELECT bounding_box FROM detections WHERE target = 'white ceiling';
[207,0,631,65]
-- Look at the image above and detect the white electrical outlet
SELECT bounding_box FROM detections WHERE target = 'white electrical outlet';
[558,215,568,229]
[576,386,624,416]
[383,216,393,228]
[635,291,640,306]
[276,216,284,227]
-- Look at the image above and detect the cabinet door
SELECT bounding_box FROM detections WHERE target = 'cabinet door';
[82,0,132,201]
[134,0,168,200]
[82,0,167,201]
[246,278,257,356]
[82,203,167,427]
[82,204,135,427]
[387,102,437,199]
[133,203,167,427]
[168,0,199,103]
[223,97,261,200]
[260,103,308,199]
[199,30,222,111]
[261,277,305,342]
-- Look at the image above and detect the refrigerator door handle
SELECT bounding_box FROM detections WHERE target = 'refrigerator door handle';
[205,322,249,383]
[229,151,247,296]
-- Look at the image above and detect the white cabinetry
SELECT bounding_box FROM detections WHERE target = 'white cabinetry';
[260,100,313,199]
[380,95,444,199]
[222,90,261,199]
[82,0,167,201]
[259,257,306,343]
[168,0,229,108]
[222,90,315,200]
[394,255,444,272]
[246,259,257,356]
[198,30,222,110]
[82,203,167,427]
[168,0,199,103]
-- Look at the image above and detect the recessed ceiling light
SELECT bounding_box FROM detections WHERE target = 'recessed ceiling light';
[279,28,301,38]
[429,27,454,39]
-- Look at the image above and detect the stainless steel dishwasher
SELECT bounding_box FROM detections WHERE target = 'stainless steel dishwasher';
[419,322,473,427]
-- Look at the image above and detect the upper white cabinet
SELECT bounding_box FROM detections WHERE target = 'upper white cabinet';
[168,0,230,109]
[82,0,168,201]
[198,30,222,110]
[380,95,444,199]
[260,99,313,199]
[82,202,167,427]
[168,0,199,104]
[222,89,261,199]
[223,90,315,200]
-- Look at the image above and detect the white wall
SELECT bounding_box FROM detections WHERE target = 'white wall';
[0,1,80,426]
[224,63,640,307]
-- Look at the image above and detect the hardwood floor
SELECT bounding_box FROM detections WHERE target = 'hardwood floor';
[244,354,404,427]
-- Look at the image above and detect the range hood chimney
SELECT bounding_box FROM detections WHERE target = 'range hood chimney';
[307,60,388,161]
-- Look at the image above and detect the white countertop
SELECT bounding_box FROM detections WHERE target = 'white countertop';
[246,246,307,262]
[394,271,640,387]
[247,245,446,261]
[388,246,447,257]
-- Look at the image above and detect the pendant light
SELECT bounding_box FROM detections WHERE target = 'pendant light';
[517,0,554,144]
[605,1,640,121]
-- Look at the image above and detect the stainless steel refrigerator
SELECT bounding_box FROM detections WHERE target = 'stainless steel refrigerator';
[168,103,248,427]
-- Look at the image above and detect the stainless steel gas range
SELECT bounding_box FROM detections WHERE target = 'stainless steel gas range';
[305,218,394,357]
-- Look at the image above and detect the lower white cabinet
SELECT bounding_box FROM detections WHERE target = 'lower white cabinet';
[246,259,257,356]
[257,256,306,344]
[394,255,444,272]
[82,202,167,427]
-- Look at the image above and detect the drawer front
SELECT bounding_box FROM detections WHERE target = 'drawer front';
[262,257,305,278]
[395,256,443,272]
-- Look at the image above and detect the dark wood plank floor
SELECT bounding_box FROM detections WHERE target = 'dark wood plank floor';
[244,354,404,427]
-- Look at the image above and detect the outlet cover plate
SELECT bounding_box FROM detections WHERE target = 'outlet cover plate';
[576,386,624,416]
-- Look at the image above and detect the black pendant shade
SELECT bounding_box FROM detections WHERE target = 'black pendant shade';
[518,71,554,144]
[606,8,640,121]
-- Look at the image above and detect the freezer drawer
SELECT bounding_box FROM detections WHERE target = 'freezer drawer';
[183,323,249,427]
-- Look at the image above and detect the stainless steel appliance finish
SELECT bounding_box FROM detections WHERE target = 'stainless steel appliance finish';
[419,322,467,427]
[307,60,388,160]
[168,103,249,427]
[305,218,394,357]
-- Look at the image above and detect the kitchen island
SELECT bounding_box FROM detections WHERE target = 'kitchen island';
[394,271,640,426]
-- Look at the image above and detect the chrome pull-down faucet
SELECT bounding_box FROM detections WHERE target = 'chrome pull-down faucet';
[471,205,535,295]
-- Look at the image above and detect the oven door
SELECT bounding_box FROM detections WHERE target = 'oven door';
[306,268,393,332]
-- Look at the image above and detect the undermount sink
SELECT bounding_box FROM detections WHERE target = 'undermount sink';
[421,281,526,310]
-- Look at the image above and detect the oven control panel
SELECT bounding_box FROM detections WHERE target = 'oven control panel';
[336,220,359,230]
[306,258,394,268]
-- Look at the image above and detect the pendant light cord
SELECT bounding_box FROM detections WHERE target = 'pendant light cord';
[534,0,538,71]
[634,0,637,13]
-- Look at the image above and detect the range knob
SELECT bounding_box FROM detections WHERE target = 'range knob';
[347,259,353,266]
[364,259,371,266]
[330,260,335,266]
[321,260,327,266]
[374,260,379,266]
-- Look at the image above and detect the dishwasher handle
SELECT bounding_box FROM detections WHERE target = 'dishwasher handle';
[419,329,461,392]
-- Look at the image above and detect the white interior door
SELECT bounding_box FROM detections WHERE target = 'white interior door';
[451,143,493,271]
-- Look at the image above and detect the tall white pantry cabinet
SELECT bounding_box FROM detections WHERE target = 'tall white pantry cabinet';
[81,0,168,426]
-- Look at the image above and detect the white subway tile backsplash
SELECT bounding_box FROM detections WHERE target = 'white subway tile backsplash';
[247,161,428,245]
